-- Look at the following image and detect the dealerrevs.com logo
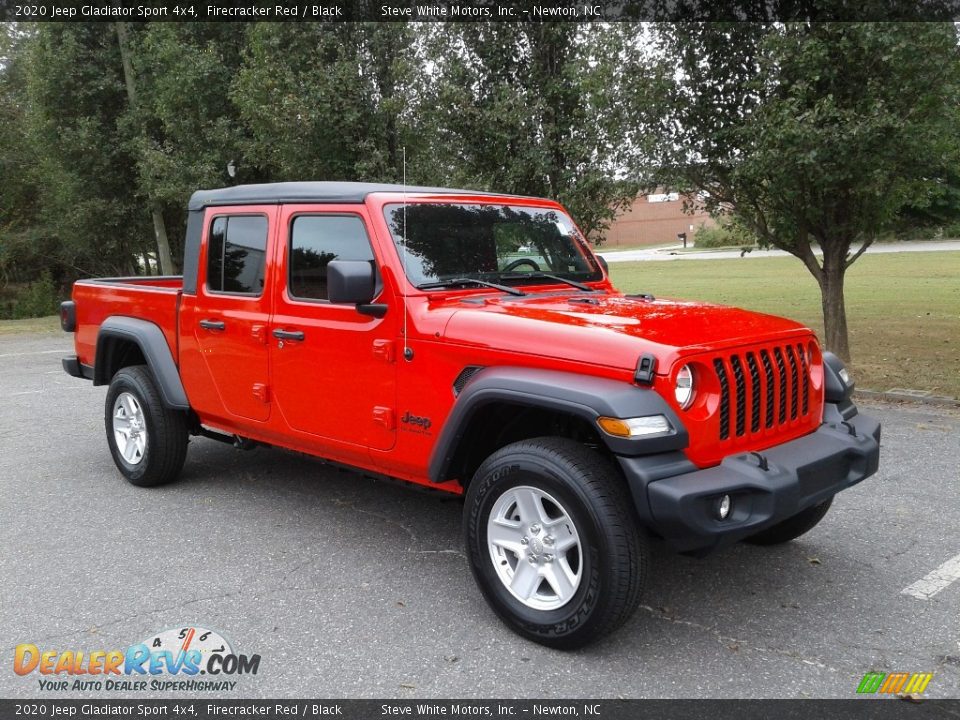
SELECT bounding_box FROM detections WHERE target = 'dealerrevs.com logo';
[14,626,260,692]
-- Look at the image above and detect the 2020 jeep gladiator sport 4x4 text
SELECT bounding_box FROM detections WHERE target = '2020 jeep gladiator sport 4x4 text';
[61,182,881,648]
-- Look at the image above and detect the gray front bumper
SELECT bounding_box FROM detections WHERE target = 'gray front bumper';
[619,411,881,554]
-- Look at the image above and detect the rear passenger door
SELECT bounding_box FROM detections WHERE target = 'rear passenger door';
[269,205,396,454]
[190,206,277,423]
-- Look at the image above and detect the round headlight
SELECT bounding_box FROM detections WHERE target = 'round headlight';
[675,364,695,409]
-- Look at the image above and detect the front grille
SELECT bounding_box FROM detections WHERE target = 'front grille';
[713,342,814,441]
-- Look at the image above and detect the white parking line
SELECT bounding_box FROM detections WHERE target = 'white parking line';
[902,552,960,600]
[0,349,64,359]
[8,386,84,397]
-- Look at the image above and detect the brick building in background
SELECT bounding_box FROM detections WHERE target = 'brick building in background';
[600,192,716,248]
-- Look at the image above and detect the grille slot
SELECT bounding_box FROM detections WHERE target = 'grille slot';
[760,349,775,428]
[786,345,799,420]
[710,343,815,445]
[714,358,730,440]
[796,343,810,415]
[774,347,787,424]
[746,352,761,433]
[730,355,747,437]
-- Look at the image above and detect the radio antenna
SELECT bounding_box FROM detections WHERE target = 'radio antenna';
[401,147,410,359]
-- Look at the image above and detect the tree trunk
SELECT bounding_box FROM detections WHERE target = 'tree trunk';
[115,22,175,275]
[818,266,850,362]
[150,207,174,275]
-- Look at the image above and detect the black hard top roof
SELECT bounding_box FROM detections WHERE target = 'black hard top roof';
[188,181,533,211]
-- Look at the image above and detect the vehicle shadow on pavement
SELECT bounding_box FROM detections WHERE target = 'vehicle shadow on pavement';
[175,438,878,662]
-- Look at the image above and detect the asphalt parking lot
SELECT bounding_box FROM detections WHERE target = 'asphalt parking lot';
[1,331,959,699]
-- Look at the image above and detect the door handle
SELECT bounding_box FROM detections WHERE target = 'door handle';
[272,328,305,342]
[199,319,226,331]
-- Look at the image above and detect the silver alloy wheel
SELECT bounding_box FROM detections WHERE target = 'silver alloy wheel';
[113,392,147,466]
[487,485,583,611]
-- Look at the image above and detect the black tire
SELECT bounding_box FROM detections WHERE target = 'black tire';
[744,497,833,546]
[463,437,647,649]
[104,365,188,487]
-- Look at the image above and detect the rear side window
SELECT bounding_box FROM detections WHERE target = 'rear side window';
[289,215,374,300]
[206,215,268,295]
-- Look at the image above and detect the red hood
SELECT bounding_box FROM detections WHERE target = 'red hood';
[437,292,815,373]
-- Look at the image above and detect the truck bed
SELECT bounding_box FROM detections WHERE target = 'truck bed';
[72,276,183,371]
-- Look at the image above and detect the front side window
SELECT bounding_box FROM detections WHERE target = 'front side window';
[289,215,375,300]
[206,215,268,295]
[382,203,602,288]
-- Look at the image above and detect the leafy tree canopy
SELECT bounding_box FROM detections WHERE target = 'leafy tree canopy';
[633,21,960,359]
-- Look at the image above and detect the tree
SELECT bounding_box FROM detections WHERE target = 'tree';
[0,23,48,285]
[128,23,252,268]
[426,23,641,240]
[115,21,173,275]
[23,22,155,278]
[896,163,960,235]
[634,22,960,361]
[231,23,424,183]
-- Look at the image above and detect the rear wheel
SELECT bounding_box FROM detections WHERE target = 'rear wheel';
[464,437,646,649]
[105,365,188,487]
[744,497,833,546]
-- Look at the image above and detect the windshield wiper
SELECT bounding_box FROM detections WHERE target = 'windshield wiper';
[500,272,594,292]
[416,278,526,296]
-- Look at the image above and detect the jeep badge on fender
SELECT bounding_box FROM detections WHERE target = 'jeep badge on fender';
[401,411,432,432]
[61,182,880,649]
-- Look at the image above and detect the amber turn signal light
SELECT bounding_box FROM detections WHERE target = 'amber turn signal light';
[596,415,672,438]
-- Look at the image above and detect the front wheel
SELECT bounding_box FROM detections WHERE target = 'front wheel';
[105,365,188,487]
[463,437,647,649]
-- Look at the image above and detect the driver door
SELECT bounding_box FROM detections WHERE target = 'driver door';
[269,205,397,454]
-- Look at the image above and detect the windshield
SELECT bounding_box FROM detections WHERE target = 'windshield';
[382,203,603,289]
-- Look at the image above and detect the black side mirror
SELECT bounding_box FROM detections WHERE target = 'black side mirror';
[596,254,609,274]
[327,260,387,317]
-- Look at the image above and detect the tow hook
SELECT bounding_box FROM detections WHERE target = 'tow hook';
[748,451,770,471]
[840,421,858,437]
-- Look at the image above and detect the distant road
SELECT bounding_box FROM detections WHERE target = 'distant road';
[598,239,960,263]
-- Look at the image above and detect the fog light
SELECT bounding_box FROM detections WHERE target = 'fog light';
[716,494,732,520]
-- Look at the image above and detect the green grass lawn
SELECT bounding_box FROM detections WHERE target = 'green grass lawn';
[0,315,61,336]
[609,251,960,398]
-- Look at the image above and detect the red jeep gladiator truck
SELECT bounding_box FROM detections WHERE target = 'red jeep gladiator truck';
[61,182,880,648]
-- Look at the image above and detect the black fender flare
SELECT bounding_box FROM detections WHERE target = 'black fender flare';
[93,316,190,410]
[428,366,688,483]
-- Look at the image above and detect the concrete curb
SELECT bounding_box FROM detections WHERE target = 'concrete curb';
[855,388,960,408]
